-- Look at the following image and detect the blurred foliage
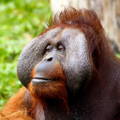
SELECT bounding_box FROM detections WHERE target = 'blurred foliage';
[116,54,120,58]
[0,0,51,108]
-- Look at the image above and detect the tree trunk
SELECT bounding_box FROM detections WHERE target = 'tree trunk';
[50,0,120,52]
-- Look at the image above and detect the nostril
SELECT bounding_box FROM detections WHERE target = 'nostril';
[47,57,53,62]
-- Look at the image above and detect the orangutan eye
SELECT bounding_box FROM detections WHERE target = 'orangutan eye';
[45,44,53,52]
[57,43,65,51]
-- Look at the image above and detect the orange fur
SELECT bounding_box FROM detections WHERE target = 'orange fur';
[0,88,32,120]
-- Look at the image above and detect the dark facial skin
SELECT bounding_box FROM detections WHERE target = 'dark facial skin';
[17,26,92,98]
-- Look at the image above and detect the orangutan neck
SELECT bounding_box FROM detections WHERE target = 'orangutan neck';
[40,97,83,120]
[30,96,84,120]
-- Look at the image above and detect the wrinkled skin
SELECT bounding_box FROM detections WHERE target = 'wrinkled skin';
[17,27,92,96]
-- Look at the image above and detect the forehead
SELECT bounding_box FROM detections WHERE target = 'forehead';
[42,27,86,43]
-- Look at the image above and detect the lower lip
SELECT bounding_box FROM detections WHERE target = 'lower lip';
[32,79,51,85]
